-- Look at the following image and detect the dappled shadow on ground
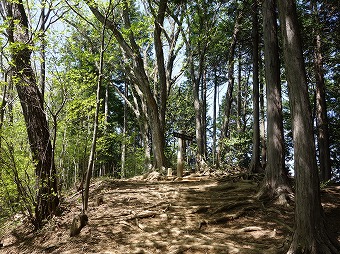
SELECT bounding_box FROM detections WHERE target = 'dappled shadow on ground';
[1,175,339,254]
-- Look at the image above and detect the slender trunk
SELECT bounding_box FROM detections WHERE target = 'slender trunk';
[217,10,242,166]
[220,10,242,139]
[259,57,266,169]
[0,84,7,149]
[104,80,109,130]
[202,68,207,158]
[193,78,204,168]
[311,0,331,182]
[249,0,261,173]
[83,17,106,211]
[237,49,242,132]
[242,70,251,133]
[212,67,218,166]
[39,4,45,107]
[278,0,340,252]
[121,82,127,179]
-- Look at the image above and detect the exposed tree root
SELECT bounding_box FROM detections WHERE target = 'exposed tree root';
[287,220,340,254]
[272,218,294,233]
[125,210,158,221]
[199,205,259,229]
[191,206,210,214]
[211,201,254,215]
[257,183,293,207]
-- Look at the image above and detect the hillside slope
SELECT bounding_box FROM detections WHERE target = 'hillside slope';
[1,174,339,254]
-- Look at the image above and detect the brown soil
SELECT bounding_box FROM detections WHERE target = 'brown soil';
[1,173,340,254]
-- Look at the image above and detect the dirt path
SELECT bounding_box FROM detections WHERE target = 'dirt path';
[1,176,339,254]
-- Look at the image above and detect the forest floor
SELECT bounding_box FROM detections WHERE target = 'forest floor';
[1,171,340,254]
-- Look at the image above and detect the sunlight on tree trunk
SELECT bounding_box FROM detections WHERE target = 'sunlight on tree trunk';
[278,0,340,252]
[6,0,59,229]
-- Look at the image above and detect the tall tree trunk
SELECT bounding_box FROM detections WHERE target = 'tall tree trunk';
[83,13,106,211]
[121,81,128,179]
[311,0,332,182]
[249,0,261,173]
[6,0,59,228]
[202,68,207,158]
[212,67,218,166]
[154,0,168,133]
[193,77,204,169]
[259,0,291,205]
[217,10,242,166]
[0,83,7,150]
[236,49,242,132]
[259,58,266,169]
[39,3,46,107]
[242,70,251,133]
[278,0,340,252]
[220,10,242,139]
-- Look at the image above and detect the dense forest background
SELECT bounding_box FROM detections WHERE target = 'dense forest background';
[0,0,339,252]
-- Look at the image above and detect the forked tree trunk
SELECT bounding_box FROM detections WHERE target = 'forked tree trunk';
[87,1,167,170]
[217,9,242,167]
[220,9,242,140]
[278,0,340,252]
[6,0,59,228]
[259,0,291,205]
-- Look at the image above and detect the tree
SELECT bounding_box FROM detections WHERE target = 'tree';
[86,0,173,169]
[218,7,242,166]
[4,0,59,228]
[220,9,242,140]
[311,0,332,182]
[249,0,261,173]
[277,0,340,252]
[83,5,108,212]
[259,0,291,204]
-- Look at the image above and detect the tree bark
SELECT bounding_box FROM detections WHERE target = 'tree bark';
[6,0,59,228]
[236,49,242,132]
[212,67,218,166]
[249,0,261,173]
[39,3,46,107]
[259,0,291,205]
[311,0,332,182]
[278,0,340,252]
[121,81,128,179]
[259,59,266,169]
[202,68,207,158]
